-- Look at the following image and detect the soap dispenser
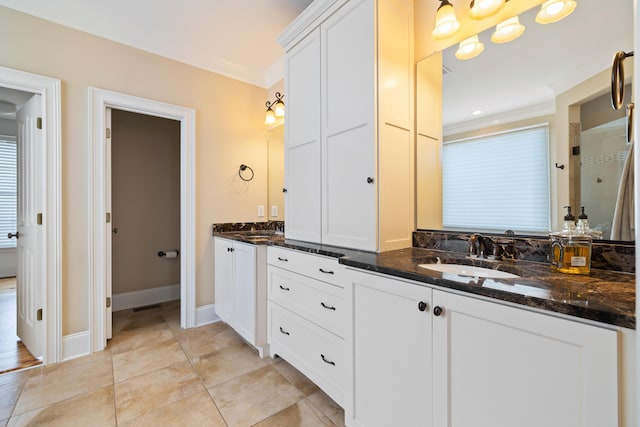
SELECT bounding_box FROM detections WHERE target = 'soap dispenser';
[576,206,603,239]
[550,206,592,275]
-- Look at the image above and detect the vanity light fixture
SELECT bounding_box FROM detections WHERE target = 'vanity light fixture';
[455,35,485,60]
[469,0,505,20]
[535,0,576,24]
[432,0,461,40]
[491,16,525,43]
[264,92,285,125]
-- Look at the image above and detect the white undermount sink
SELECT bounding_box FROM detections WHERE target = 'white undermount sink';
[419,263,519,279]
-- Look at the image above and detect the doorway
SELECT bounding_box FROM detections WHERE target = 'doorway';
[0,66,62,367]
[0,88,44,373]
[89,88,196,353]
[108,109,181,337]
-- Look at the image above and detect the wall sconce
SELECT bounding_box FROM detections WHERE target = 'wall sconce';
[432,0,461,40]
[469,0,505,20]
[535,0,576,24]
[455,35,485,60]
[491,16,525,43]
[264,92,285,125]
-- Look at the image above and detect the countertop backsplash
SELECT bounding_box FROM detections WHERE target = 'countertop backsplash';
[211,221,284,234]
[414,230,635,274]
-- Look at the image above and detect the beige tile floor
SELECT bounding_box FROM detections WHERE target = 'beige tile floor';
[0,300,345,426]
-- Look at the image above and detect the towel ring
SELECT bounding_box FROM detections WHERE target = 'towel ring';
[611,50,634,110]
[239,164,254,181]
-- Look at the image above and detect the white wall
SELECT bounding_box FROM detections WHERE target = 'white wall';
[0,6,270,335]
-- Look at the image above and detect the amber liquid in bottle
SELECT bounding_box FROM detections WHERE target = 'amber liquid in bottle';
[557,245,591,275]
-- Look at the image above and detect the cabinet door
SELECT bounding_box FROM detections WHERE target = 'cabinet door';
[214,238,234,324]
[233,242,257,344]
[321,0,376,250]
[284,27,322,243]
[432,290,619,427]
[351,271,432,427]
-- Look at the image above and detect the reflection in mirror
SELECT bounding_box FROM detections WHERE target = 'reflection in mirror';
[416,1,634,241]
[578,92,632,240]
[267,124,284,221]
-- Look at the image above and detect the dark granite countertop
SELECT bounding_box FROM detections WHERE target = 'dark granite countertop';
[213,232,635,329]
[339,247,635,329]
[213,231,369,259]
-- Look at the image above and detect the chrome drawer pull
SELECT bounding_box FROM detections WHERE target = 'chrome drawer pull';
[321,354,336,366]
[278,257,288,262]
[319,268,334,274]
[320,302,336,311]
[279,285,290,291]
[279,327,290,336]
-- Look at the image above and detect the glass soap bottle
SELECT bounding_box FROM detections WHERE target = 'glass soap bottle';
[576,206,603,239]
[550,206,592,275]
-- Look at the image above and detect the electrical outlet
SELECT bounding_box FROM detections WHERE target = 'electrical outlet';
[257,205,265,217]
[271,205,278,217]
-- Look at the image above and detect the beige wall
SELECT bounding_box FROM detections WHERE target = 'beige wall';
[111,109,180,294]
[0,6,269,334]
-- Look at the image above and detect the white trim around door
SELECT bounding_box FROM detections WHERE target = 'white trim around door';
[88,87,196,352]
[0,66,62,365]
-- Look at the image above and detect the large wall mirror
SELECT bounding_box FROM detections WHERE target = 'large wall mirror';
[267,124,285,222]
[416,0,634,241]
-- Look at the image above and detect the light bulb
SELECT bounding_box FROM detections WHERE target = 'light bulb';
[535,0,576,24]
[274,100,285,118]
[455,35,485,60]
[491,16,525,43]
[264,108,276,125]
[470,0,506,20]
[432,1,460,40]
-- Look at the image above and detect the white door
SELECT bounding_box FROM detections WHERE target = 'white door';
[321,0,376,250]
[233,242,256,343]
[214,237,234,324]
[105,107,112,339]
[284,27,322,243]
[351,271,433,427]
[15,94,43,358]
[432,290,619,427]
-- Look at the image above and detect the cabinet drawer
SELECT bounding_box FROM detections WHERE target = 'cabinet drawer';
[268,302,344,406]
[268,266,345,337]
[267,246,347,286]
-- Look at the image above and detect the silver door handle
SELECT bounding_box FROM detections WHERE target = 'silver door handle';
[7,232,19,239]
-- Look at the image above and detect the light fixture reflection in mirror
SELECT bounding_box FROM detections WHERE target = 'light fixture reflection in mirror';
[536,0,576,24]
[469,0,505,20]
[455,35,485,60]
[415,1,633,241]
[491,16,525,44]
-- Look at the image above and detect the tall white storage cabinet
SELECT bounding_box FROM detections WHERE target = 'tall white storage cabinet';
[214,237,268,357]
[279,0,414,252]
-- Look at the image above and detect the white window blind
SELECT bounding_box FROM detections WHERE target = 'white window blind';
[0,137,17,249]
[442,125,550,234]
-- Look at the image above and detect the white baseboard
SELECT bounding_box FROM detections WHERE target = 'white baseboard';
[62,331,91,361]
[0,248,16,278]
[113,284,180,311]
[195,304,221,327]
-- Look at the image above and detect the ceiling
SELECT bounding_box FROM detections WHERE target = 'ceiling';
[440,1,633,134]
[0,0,314,88]
[0,1,633,127]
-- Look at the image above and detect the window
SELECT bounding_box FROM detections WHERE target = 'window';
[442,125,550,234]
[0,137,17,249]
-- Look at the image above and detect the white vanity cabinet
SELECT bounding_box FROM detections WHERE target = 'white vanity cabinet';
[348,269,623,427]
[350,271,434,427]
[214,237,268,357]
[280,0,414,252]
[267,246,347,407]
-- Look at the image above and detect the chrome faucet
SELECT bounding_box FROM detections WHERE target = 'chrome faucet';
[468,234,505,260]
